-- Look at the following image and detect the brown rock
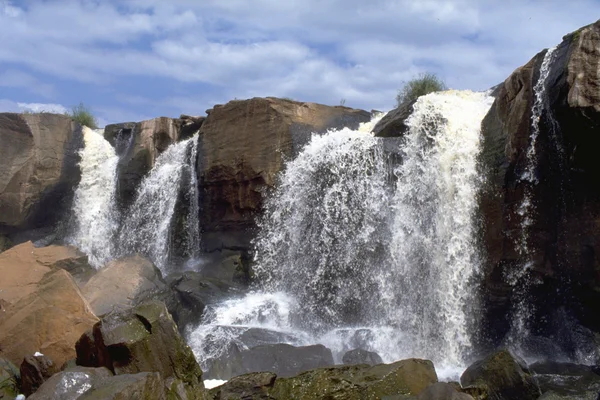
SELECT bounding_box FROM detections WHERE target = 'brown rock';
[198,97,371,251]
[20,354,59,396]
[0,113,82,233]
[0,241,90,305]
[81,255,165,316]
[0,269,98,368]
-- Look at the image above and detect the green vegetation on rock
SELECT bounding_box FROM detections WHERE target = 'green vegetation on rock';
[67,102,98,129]
[396,73,447,106]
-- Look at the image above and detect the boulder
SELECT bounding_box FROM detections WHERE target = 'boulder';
[198,97,371,252]
[209,372,276,400]
[478,18,600,348]
[27,367,169,400]
[81,255,165,316]
[75,301,205,397]
[372,100,415,137]
[207,343,334,380]
[269,358,437,399]
[0,241,91,304]
[460,350,540,400]
[19,354,59,396]
[342,348,383,366]
[0,358,20,399]
[0,113,82,235]
[417,383,474,400]
[0,268,98,369]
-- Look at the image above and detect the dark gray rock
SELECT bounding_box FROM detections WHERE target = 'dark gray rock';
[372,100,415,137]
[27,366,113,399]
[342,348,383,365]
[207,343,334,380]
[460,350,540,400]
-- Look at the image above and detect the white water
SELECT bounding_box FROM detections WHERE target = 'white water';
[507,46,557,347]
[69,131,200,273]
[119,135,199,274]
[189,92,493,379]
[68,127,119,268]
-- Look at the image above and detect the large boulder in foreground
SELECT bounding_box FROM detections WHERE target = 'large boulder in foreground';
[81,255,165,316]
[460,350,540,400]
[0,268,98,369]
[75,301,205,399]
[479,18,600,349]
[198,97,372,252]
[0,113,82,236]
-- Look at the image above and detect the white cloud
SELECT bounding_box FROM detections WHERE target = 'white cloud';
[17,102,68,114]
[0,0,599,119]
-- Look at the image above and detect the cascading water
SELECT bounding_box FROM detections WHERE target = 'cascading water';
[68,130,200,273]
[507,46,557,348]
[189,91,494,378]
[386,90,494,368]
[118,135,199,274]
[67,127,119,268]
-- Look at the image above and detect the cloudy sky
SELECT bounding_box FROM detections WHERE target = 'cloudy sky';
[0,0,598,126]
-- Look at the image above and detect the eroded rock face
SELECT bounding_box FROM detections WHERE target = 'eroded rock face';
[198,97,371,252]
[479,19,600,350]
[0,113,82,236]
[81,255,165,316]
[104,116,204,206]
[0,268,98,369]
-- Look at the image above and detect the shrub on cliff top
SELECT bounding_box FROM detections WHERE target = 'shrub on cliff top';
[67,102,98,129]
[396,73,447,106]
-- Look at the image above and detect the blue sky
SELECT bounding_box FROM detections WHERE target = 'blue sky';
[1,0,599,127]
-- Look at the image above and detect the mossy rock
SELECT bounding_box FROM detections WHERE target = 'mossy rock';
[268,359,437,400]
[0,357,20,399]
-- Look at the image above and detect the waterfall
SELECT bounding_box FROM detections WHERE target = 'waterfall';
[507,46,557,347]
[68,127,119,268]
[68,130,200,273]
[118,135,199,274]
[189,91,493,378]
[386,90,494,368]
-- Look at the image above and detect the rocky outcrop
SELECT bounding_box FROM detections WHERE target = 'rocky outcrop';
[460,350,540,400]
[104,116,204,206]
[0,268,98,369]
[81,255,165,316]
[479,19,600,351]
[417,382,474,400]
[75,301,205,398]
[530,361,600,399]
[0,113,82,238]
[198,97,372,252]
[372,100,415,137]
